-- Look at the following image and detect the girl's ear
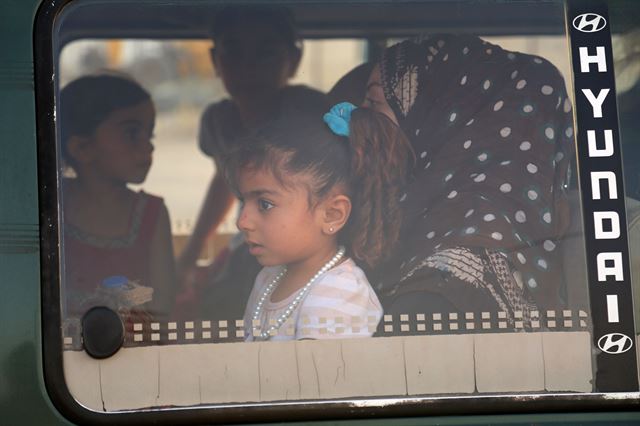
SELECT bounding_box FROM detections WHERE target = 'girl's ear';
[66,135,95,165]
[320,194,351,235]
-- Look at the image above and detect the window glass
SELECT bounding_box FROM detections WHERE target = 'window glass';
[47,0,638,418]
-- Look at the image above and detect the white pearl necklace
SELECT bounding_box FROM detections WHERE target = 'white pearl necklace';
[251,246,346,340]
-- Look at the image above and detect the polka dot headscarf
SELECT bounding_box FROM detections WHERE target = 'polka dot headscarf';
[377,34,574,309]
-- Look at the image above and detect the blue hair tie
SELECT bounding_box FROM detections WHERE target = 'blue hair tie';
[323,102,357,137]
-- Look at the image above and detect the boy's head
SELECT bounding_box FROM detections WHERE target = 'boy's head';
[209,5,302,99]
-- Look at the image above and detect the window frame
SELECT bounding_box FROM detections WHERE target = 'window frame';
[35,0,640,424]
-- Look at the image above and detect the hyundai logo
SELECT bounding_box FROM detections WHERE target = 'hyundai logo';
[597,333,633,354]
[573,13,607,33]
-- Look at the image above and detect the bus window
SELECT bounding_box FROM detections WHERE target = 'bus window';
[35,0,639,422]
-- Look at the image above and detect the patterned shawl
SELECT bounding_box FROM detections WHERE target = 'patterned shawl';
[374,34,574,311]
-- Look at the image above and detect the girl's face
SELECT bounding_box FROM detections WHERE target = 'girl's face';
[85,100,155,184]
[236,167,327,267]
[363,64,398,125]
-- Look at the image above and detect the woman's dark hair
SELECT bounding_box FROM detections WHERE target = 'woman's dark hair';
[226,106,412,267]
[210,5,299,51]
[59,73,151,165]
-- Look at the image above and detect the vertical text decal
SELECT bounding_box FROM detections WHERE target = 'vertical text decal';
[567,0,638,390]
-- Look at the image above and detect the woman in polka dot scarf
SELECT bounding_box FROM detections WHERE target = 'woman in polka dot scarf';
[360,34,575,324]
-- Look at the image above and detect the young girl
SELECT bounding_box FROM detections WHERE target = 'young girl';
[59,74,176,325]
[226,101,413,341]
[175,5,326,322]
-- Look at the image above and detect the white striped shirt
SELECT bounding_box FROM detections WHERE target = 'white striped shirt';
[244,259,383,341]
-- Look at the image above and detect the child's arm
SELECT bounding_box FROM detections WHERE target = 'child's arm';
[177,103,237,280]
[176,167,236,281]
[147,202,178,322]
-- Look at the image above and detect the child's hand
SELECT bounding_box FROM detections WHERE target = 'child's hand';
[176,254,193,285]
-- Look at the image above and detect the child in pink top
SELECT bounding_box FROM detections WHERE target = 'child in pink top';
[59,74,176,324]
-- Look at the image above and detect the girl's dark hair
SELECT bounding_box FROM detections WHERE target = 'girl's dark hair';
[226,105,412,267]
[59,74,151,164]
[210,5,299,51]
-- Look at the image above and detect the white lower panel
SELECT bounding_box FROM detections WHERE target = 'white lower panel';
[63,331,593,412]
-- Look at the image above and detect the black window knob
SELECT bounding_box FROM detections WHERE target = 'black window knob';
[81,306,124,359]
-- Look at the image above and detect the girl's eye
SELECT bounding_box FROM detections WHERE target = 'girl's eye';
[258,199,274,211]
[124,128,139,141]
[123,125,145,142]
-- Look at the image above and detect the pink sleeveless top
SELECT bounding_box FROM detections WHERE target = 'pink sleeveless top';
[63,191,163,316]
